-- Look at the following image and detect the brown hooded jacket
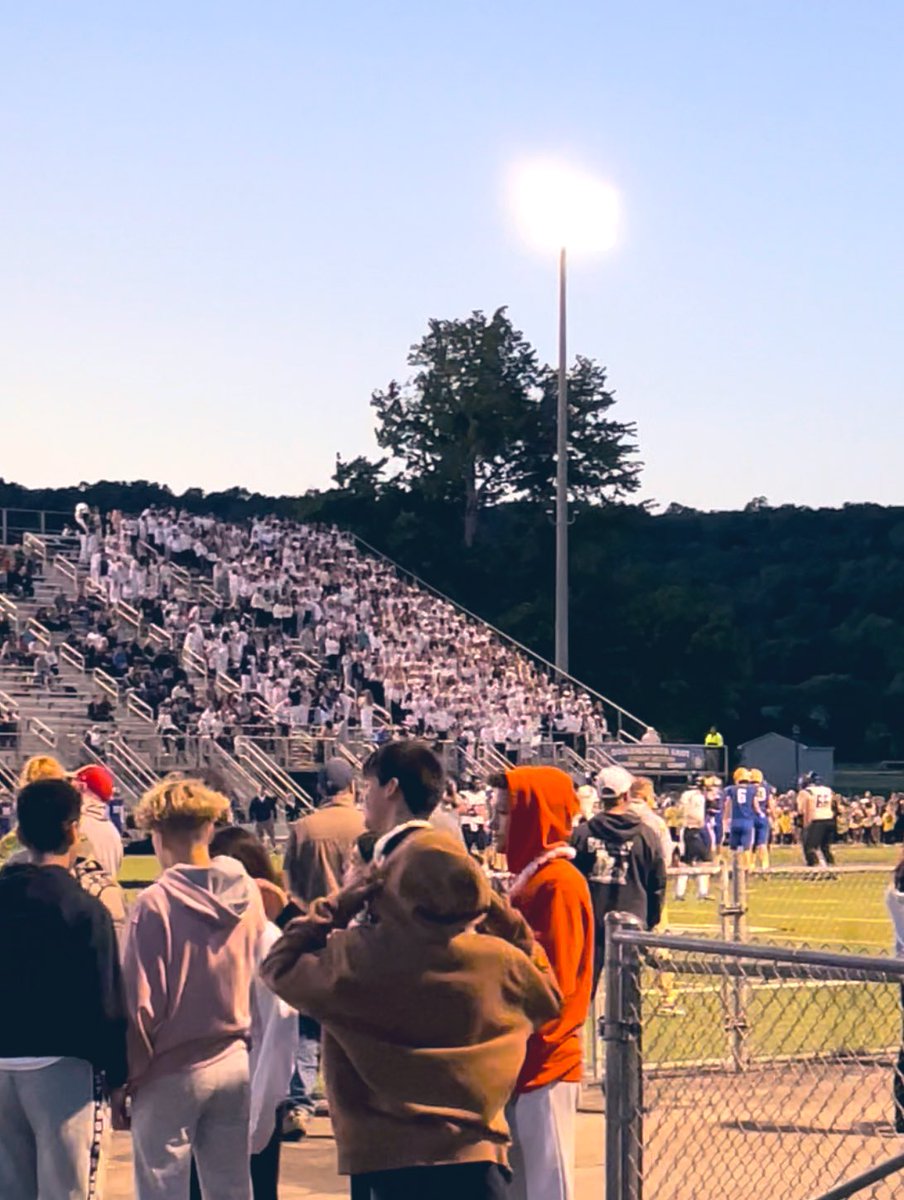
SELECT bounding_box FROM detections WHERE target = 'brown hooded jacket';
[261,827,561,1176]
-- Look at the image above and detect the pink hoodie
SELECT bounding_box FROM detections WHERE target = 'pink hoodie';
[123,855,266,1090]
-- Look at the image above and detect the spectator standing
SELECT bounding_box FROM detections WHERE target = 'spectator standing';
[0,779,128,1199]
[491,766,594,1200]
[627,777,675,870]
[250,793,279,849]
[571,766,667,995]
[704,725,724,772]
[187,827,299,1200]
[121,778,267,1200]
[73,763,124,881]
[280,759,365,1140]
[262,828,562,1200]
[361,739,445,862]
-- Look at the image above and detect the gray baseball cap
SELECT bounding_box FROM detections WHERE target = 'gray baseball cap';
[319,758,355,797]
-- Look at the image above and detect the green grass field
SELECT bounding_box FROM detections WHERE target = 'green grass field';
[638,845,903,1068]
[664,844,897,954]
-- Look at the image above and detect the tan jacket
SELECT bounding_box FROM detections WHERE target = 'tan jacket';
[261,829,561,1176]
[283,796,365,906]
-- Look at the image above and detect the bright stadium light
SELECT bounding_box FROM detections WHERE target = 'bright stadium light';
[508,158,619,256]
[508,157,619,676]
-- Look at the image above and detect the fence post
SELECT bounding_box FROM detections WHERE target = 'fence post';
[728,854,749,1071]
[603,911,644,1200]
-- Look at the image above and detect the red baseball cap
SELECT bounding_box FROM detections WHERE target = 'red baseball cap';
[74,764,115,803]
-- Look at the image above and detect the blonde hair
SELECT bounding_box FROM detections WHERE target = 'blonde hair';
[629,776,656,807]
[18,755,67,789]
[135,777,231,833]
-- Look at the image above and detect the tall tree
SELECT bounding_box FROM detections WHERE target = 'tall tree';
[332,454,387,499]
[519,356,641,508]
[370,308,538,546]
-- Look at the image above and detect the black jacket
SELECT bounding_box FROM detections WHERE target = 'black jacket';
[571,810,667,934]
[0,863,128,1086]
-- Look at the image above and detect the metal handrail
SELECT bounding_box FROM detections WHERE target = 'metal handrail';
[126,691,155,724]
[83,577,105,600]
[22,532,47,559]
[282,640,322,673]
[148,623,173,649]
[52,554,78,586]
[25,617,51,649]
[93,667,120,701]
[250,694,277,722]
[169,563,191,590]
[215,671,240,696]
[107,737,157,790]
[0,594,19,626]
[59,643,86,672]
[181,645,208,676]
[206,740,266,801]
[557,743,593,778]
[27,716,57,747]
[199,583,219,607]
[98,738,156,804]
[114,599,142,633]
[234,735,313,809]
[0,689,20,718]
[329,739,364,770]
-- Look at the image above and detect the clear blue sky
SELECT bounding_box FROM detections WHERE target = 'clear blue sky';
[3,2,902,511]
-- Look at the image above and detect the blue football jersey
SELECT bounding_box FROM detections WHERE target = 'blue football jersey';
[726,783,758,823]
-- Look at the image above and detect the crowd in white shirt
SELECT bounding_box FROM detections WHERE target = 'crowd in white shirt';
[57,507,621,756]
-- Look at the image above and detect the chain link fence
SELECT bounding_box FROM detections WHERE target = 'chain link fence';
[603,913,904,1200]
[663,860,894,955]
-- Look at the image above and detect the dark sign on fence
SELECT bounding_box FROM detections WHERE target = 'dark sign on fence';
[605,743,712,776]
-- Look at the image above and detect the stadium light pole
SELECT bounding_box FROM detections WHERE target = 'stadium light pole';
[555,246,568,674]
[509,160,619,675]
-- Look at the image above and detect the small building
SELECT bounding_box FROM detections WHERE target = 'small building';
[738,733,834,791]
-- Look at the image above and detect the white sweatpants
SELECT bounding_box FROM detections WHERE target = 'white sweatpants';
[131,1048,252,1200]
[506,1079,579,1200]
[0,1057,106,1200]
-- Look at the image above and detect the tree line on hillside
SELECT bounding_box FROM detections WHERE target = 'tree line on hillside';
[3,308,902,763]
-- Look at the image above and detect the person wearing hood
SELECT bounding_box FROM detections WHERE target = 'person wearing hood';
[187,826,299,1200]
[490,766,593,1200]
[571,766,667,996]
[120,778,267,1200]
[73,763,124,882]
[261,827,562,1200]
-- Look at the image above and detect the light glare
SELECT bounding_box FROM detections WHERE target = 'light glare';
[509,158,619,255]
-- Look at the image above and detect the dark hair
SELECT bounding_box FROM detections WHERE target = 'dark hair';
[362,739,444,817]
[17,779,82,854]
[209,825,279,885]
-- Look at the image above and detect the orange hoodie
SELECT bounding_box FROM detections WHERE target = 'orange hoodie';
[505,766,594,1093]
